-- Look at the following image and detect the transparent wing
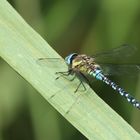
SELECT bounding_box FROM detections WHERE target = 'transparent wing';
[36,57,68,73]
[92,44,140,76]
[94,44,137,64]
[36,57,66,68]
[100,64,140,76]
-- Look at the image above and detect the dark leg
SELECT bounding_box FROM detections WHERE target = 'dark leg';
[69,75,76,81]
[74,72,92,93]
[55,71,71,80]
[74,80,87,93]
[55,69,76,81]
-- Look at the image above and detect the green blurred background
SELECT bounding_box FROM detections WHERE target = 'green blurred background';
[0,0,140,140]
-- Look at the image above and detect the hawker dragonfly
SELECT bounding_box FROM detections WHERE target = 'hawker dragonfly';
[37,44,140,110]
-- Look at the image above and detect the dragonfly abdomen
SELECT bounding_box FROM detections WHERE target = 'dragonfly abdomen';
[101,74,140,109]
[89,69,140,109]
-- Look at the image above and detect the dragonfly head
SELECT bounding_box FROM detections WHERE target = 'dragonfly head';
[65,53,78,65]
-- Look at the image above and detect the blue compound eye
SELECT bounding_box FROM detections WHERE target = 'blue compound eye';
[65,53,77,65]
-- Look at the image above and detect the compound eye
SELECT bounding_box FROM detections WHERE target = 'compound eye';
[65,53,77,65]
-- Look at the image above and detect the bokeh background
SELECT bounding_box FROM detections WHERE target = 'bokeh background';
[0,0,140,140]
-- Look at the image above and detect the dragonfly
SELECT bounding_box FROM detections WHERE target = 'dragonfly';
[38,44,140,110]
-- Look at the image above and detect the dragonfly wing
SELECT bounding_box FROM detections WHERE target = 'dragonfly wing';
[36,57,66,68]
[100,64,140,76]
[94,44,137,64]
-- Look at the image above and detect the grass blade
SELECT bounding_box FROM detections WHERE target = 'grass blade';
[0,1,139,139]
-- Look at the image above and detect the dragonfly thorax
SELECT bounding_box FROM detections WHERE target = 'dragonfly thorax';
[70,54,101,73]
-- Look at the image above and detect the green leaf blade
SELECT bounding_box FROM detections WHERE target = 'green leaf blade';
[0,1,140,140]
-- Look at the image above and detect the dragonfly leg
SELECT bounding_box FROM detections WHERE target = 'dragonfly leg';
[69,75,76,81]
[55,69,76,81]
[55,71,71,80]
[74,80,86,93]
